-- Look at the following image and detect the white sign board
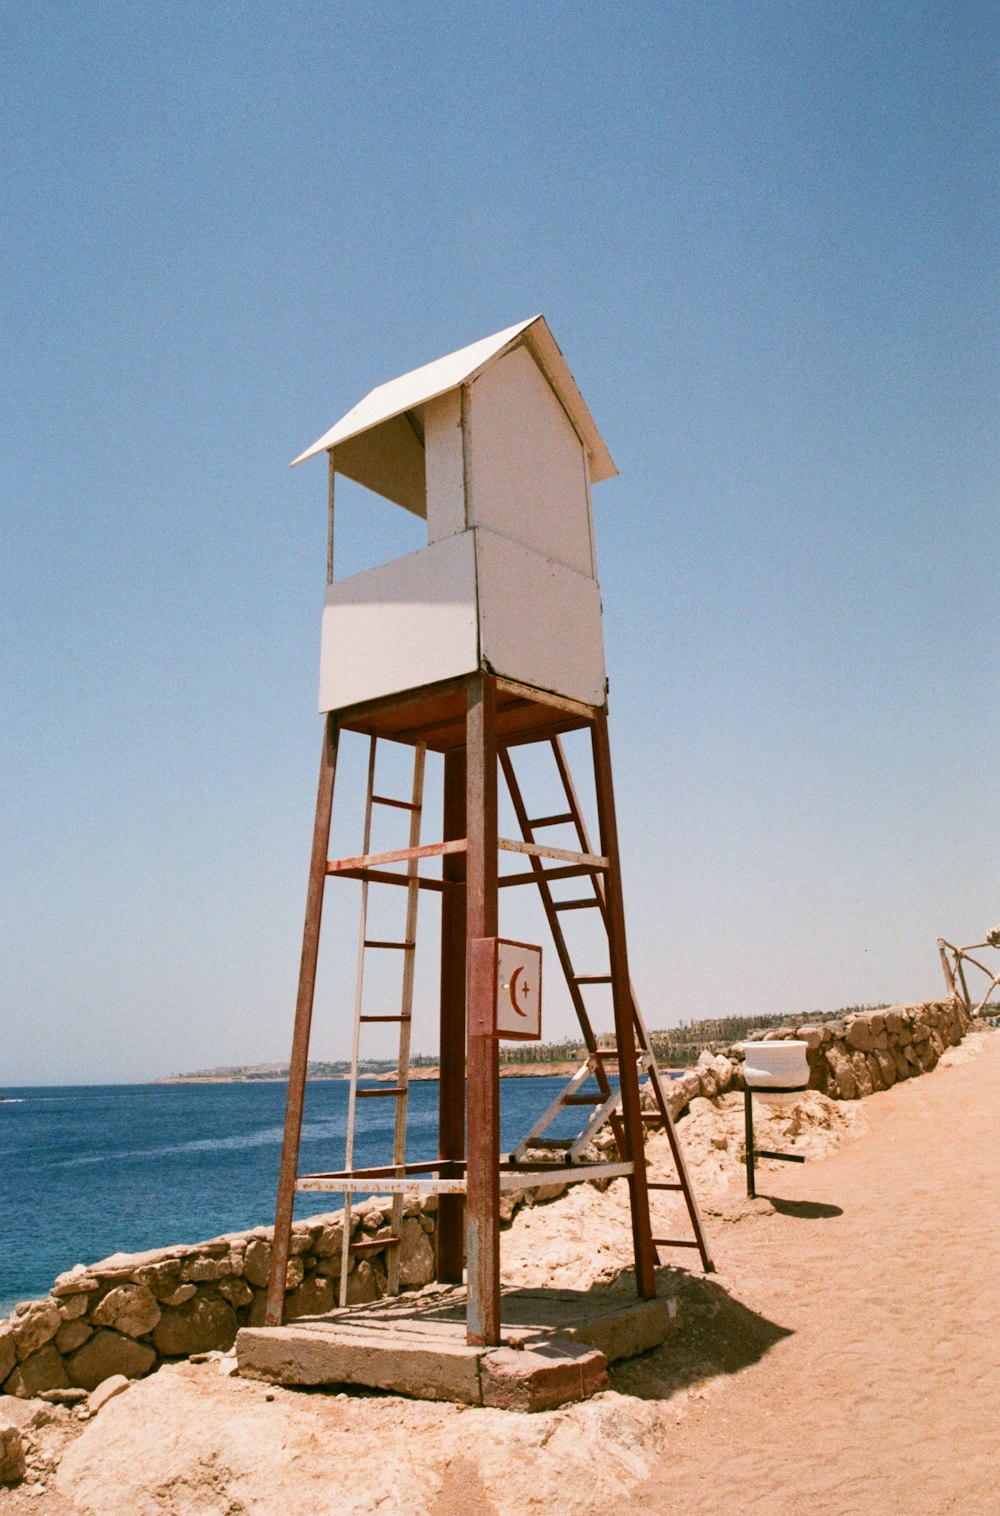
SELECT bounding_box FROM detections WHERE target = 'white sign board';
[496,939,542,1041]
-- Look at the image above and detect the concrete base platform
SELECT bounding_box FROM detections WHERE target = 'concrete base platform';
[236,1285,681,1411]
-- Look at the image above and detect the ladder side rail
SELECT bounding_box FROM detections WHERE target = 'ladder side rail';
[635,1023,716,1272]
[339,734,379,1309]
[509,1058,593,1161]
[387,742,426,1295]
[551,736,715,1268]
[265,717,339,1327]
[499,746,630,1159]
[590,714,658,1298]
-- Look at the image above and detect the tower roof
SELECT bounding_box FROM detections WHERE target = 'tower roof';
[292,315,617,488]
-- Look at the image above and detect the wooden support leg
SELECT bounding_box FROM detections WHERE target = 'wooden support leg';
[265,717,339,1326]
[591,714,657,1300]
[465,674,501,1347]
[438,748,467,1284]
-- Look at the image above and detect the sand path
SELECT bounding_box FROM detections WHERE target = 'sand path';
[622,1029,1000,1515]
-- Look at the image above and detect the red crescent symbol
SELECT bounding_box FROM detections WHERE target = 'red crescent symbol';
[508,965,528,1017]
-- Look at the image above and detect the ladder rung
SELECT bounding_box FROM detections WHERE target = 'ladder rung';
[563,1093,605,1105]
[355,1087,406,1098]
[363,939,414,950]
[359,1015,411,1023]
[526,812,574,828]
[651,1238,701,1249]
[350,1236,400,1252]
[641,1112,663,1122]
[552,898,600,911]
[573,975,612,985]
[648,1181,684,1191]
[371,794,421,812]
[528,1138,574,1149]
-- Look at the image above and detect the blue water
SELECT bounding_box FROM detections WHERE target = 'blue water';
[0,1078,576,1314]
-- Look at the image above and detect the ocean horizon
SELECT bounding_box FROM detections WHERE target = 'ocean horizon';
[0,1076,578,1315]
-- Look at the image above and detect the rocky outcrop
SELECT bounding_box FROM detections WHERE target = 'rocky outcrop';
[0,996,973,1400]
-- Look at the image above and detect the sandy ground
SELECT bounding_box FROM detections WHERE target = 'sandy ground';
[4,1028,998,1515]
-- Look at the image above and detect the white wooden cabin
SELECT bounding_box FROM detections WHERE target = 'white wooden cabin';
[293,316,617,713]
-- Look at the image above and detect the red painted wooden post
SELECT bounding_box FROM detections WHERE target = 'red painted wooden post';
[437,747,467,1283]
[591,713,657,1300]
[464,674,501,1346]
[265,717,339,1326]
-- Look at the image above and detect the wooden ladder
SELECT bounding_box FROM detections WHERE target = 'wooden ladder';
[337,735,426,1304]
[500,736,714,1272]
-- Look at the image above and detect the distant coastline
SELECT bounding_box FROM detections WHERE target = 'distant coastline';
[155,1061,580,1085]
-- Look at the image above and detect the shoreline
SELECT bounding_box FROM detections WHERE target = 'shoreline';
[154,1062,582,1085]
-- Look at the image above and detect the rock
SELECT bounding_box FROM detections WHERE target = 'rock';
[312,1221,346,1257]
[851,1051,874,1098]
[884,1009,903,1035]
[845,1019,876,1053]
[499,1189,524,1225]
[0,1324,15,1385]
[397,1218,434,1287]
[242,1240,271,1288]
[918,1039,939,1072]
[284,1277,334,1321]
[345,1261,380,1305]
[56,1293,90,1322]
[87,1375,131,1414]
[50,1266,100,1299]
[891,1046,911,1081]
[0,1422,26,1485]
[873,1048,896,1088]
[66,1332,156,1391]
[10,1300,61,1361]
[162,1284,197,1307]
[3,1344,69,1398]
[91,1283,161,1339]
[912,1022,931,1044]
[824,1044,859,1100]
[152,1296,238,1358]
[864,1052,884,1091]
[180,1256,232,1283]
[55,1319,93,1355]
[37,1388,88,1405]
[130,1260,182,1297]
[217,1277,254,1310]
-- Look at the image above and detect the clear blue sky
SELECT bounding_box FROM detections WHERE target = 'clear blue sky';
[3,1,997,1084]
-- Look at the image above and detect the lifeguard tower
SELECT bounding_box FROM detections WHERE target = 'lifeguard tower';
[260,317,712,1378]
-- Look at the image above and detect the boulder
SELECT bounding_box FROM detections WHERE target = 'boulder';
[345,1261,380,1305]
[217,1277,254,1310]
[88,1375,131,1414]
[284,1277,334,1321]
[50,1265,100,1299]
[242,1240,271,1288]
[824,1044,859,1100]
[10,1299,61,1362]
[851,1051,874,1097]
[162,1285,197,1307]
[66,1331,156,1391]
[890,1046,911,1081]
[3,1343,69,1397]
[0,1324,15,1385]
[152,1296,238,1358]
[180,1256,232,1283]
[91,1282,161,1338]
[0,1422,25,1485]
[129,1259,181,1297]
[56,1293,90,1322]
[55,1319,93,1355]
[845,1019,876,1053]
[397,1218,434,1287]
[873,1048,896,1088]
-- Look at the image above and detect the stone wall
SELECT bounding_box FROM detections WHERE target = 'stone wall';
[0,997,973,1400]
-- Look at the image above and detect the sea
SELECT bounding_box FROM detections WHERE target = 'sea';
[0,1077,578,1316]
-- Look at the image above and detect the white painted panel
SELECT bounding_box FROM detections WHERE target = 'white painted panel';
[468,345,595,577]
[334,415,426,517]
[292,315,616,484]
[476,530,606,708]
[318,533,478,712]
[423,389,466,543]
[496,940,542,1040]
